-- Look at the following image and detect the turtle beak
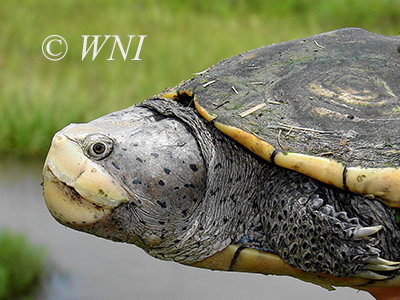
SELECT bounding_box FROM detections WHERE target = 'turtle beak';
[42,130,128,227]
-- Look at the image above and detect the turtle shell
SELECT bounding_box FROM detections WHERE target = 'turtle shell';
[163,28,400,207]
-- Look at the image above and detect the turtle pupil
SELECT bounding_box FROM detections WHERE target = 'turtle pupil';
[93,142,106,155]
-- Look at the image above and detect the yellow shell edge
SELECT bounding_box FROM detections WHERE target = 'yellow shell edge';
[194,99,400,208]
[189,245,372,291]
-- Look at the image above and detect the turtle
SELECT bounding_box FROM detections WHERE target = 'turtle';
[42,28,400,299]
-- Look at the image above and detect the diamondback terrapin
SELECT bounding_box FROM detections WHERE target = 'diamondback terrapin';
[42,28,400,299]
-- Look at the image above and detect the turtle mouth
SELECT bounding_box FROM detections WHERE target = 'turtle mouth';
[43,167,107,226]
[42,131,129,227]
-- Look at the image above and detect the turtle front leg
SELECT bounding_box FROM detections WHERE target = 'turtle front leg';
[257,167,400,280]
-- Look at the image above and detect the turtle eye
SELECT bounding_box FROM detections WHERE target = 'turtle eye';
[84,134,114,160]
[92,142,106,155]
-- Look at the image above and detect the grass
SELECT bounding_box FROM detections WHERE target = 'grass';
[0,228,47,300]
[0,0,399,158]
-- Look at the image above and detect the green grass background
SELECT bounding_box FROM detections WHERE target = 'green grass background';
[1,0,399,158]
[0,229,47,300]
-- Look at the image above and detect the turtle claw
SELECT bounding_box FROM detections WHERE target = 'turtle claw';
[360,257,400,279]
[366,257,400,266]
[354,225,382,238]
[366,264,400,272]
[357,270,389,280]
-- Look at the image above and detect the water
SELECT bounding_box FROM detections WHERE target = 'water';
[0,157,371,300]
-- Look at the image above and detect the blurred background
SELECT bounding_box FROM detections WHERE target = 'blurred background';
[0,1,399,299]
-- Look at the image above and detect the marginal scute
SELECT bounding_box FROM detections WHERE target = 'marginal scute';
[212,120,275,162]
[189,244,370,291]
[195,99,400,207]
[194,98,217,122]
[345,167,400,207]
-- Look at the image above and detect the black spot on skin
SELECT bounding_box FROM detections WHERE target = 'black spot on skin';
[230,194,236,204]
[136,157,143,163]
[151,153,159,158]
[184,183,196,188]
[158,180,165,186]
[111,162,120,170]
[122,147,127,151]
[177,142,185,147]
[164,168,171,174]
[181,210,188,217]
[158,220,166,225]
[139,220,147,226]
[189,164,198,172]
[167,152,173,158]
[214,162,222,169]
[132,179,142,185]
[133,143,138,147]
[174,186,179,190]
[157,200,167,208]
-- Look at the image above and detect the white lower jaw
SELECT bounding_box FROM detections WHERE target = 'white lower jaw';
[43,166,108,226]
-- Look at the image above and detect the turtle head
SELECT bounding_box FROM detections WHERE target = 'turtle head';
[43,105,207,251]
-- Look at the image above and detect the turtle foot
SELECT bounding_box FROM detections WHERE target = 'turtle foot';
[353,227,400,280]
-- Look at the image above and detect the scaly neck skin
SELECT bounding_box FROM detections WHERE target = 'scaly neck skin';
[130,99,268,263]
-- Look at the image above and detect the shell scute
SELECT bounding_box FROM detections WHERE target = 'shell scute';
[164,28,400,207]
